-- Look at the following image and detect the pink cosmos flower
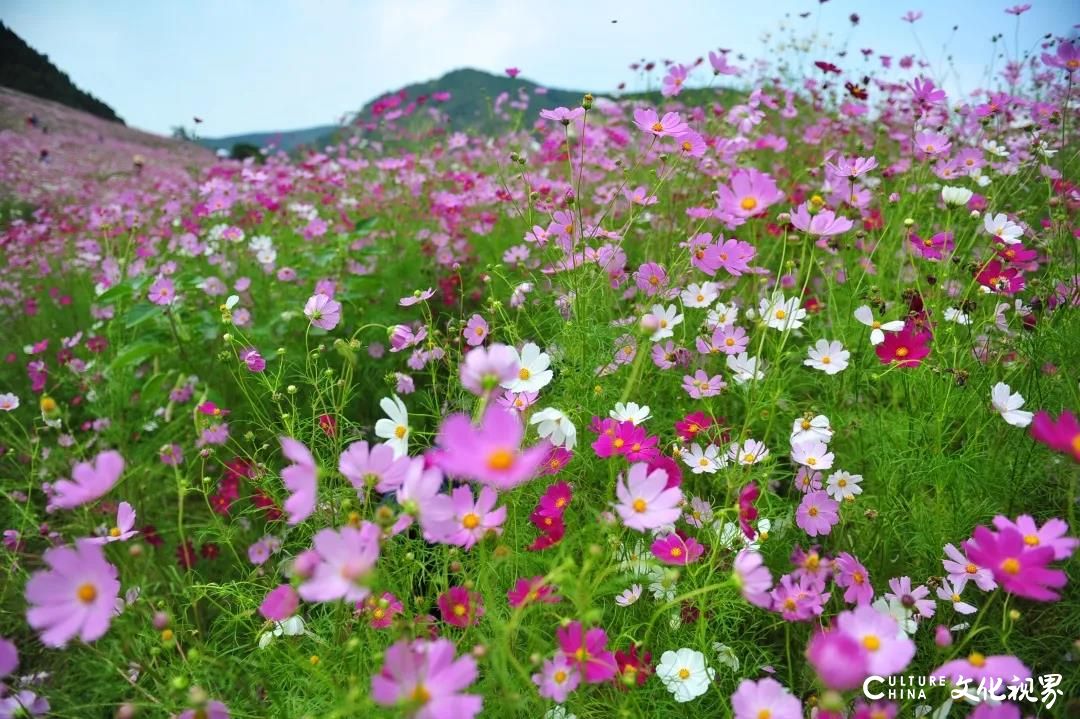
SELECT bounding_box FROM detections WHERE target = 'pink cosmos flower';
[1041,39,1079,74]
[661,63,689,97]
[834,552,874,605]
[536,481,572,517]
[459,344,519,396]
[909,231,954,261]
[713,238,757,276]
[303,293,341,330]
[932,653,1031,686]
[942,542,997,591]
[297,523,381,603]
[790,203,854,237]
[148,276,176,306]
[634,262,668,296]
[423,485,506,550]
[963,525,1067,601]
[915,130,951,156]
[241,348,266,372]
[87,501,137,544]
[836,604,916,676]
[1030,410,1080,462]
[557,621,618,683]
[259,585,299,621]
[885,576,936,618]
[339,440,411,494]
[0,636,16,677]
[717,168,784,219]
[807,628,872,691]
[532,652,580,702]
[825,155,878,178]
[539,106,585,125]
[734,549,773,608]
[632,108,689,137]
[438,586,484,628]
[615,462,683,532]
[371,638,482,719]
[361,592,404,629]
[875,326,931,367]
[280,437,317,525]
[796,491,840,537]
[463,314,489,346]
[682,369,726,399]
[771,573,830,621]
[992,515,1077,560]
[676,130,707,158]
[25,540,120,647]
[399,288,435,306]
[651,533,704,565]
[50,450,125,510]
[732,678,802,719]
[507,576,561,608]
[433,406,548,490]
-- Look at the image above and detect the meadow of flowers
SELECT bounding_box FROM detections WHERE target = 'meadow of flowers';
[1,7,1079,719]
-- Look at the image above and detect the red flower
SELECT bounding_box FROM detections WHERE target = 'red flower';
[176,540,197,569]
[614,644,653,688]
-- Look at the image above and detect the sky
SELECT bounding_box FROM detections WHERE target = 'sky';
[2,0,1077,138]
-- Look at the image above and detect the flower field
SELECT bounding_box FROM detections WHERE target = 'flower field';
[1,8,1079,719]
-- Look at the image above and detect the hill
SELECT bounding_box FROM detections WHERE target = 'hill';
[197,124,340,153]
[0,21,123,124]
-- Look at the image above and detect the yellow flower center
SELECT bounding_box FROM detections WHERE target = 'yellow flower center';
[743,453,756,463]
[452,603,467,617]
[758,711,771,719]
[462,513,480,529]
[821,356,831,365]
[682,141,693,152]
[853,572,865,584]
[774,309,786,319]
[1000,557,1020,575]
[613,438,625,449]
[411,684,431,704]
[487,448,515,471]
[1023,534,1039,546]
[965,562,978,574]
[806,457,817,466]
[863,635,881,651]
[554,670,568,684]
[806,555,820,570]
[394,425,407,439]
[968,652,986,667]
[678,667,691,679]
[651,121,665,132]
[801,419,812,430]
[109,527,121,537]
[77,583,97,603]
[838,478,847,487]
[740,196,758,211]
[670,547,683,557]
[632,498,647,513]
[895,347,909,358]
[518,367,531,380]
[372,608,385,619]
[725,337,735,346]
[808,506,819,517]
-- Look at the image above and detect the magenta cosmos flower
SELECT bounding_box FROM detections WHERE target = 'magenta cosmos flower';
[834,552,874,604]
[463,314,489,347]
[304,293,341,330]
[371,638,482,719]
[615,462,683,532]
[732,678,802,719]
[790,203,854,237]
[459,344,519,396]
[25,539,120,647]
[806,628,871,691]
[507,576,561,608]
[651,533,704,565]
[148,276,176,306]
[259,584,299,621]
[963,525,1067,601]
[733,549,773,609]
[438,586,484,628]
[50,450,125,510]
[875,326,931,367]
[796,491,840,537]
[1030,410,1080,463]
[992,515,1077,560]
[297,523,381,603]
[433,405,548,490]
[422,485,506,550]
[932,652,1031,686]
[280,437,317,525]
[557,621,618,683]
[909,231,955,261]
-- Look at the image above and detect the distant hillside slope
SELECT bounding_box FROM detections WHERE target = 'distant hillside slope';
[0,21,123,124]
[197,124,340,153]
[0,86,212,206]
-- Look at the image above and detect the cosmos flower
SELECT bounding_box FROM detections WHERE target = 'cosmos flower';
[50,450,125,510]
[615,463,683,532]
[804,339,849,374]
[656,648,715,703]
[280,437,317,525]
[434,406,548,490]
[731,678,802,719]
[501,342,553,393]
[87,501,137,544]
[298,523,381,603]
[304,293,341,330]
[990,382,1033,428]
[371,638,482,719]
[25,540,120,647]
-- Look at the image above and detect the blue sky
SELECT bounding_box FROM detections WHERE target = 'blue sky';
[2,0,1077,137]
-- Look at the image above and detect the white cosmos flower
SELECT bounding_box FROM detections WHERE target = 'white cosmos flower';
[990,382,1033,427]
[941,186,973,206]
[0,393,19,412]
[501,342,553,393]
[872,597,916,637]
[682,442,723,474]
[645,304,683,341]
[983,212,1023,245]
[656,648,715,703]
[712,643,741,672]
[791,415,832,444]
[681,282,719,308]
[648,566,677,601]
[257,615,308,649]
[825,470,863,501]
[854,305,905,345]
[543,706,576,719]
[759,292,806,331]
[615,584,643,607]
[804,339,849,375]
[374,394,409,458]
[982,139,1008,158]
[790,440,834,471]
[943,307,970,325]
[728,438,769,465]
[706,302,739,329]
[726,352,764,384]
[610,401,651,425]
[974,173,991,187]
[530,407,577,449]
[936,579,977,615]
[617,539,654,575]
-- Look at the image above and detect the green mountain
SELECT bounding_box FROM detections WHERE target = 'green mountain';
[197,125,340,153]
[0,21,123,124]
